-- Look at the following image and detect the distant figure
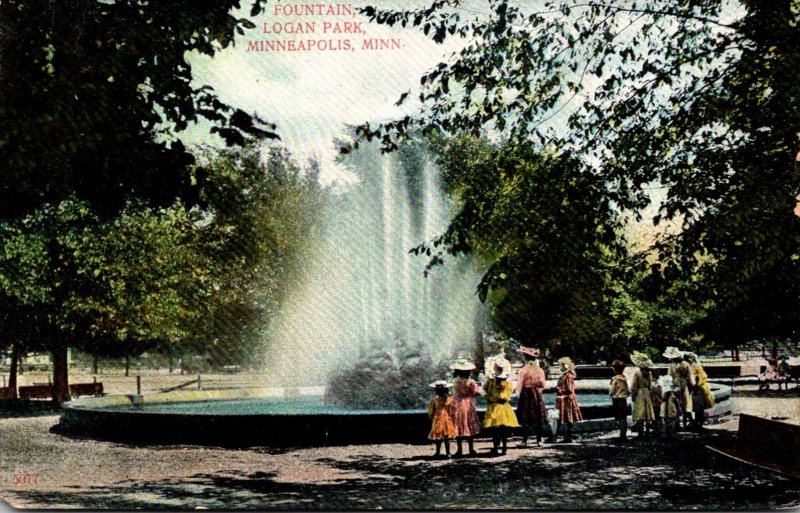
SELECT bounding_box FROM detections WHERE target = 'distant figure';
[609,359,630,442]
[684,352,715,432]
[758,357,781,390]
[664,346,693,429]
[630,351,655,439]
[777,356,792,391]
[515,347,547,447]
[427,380,457,458]
[552,357,582,443]
[651,368,665,435]
[482,366,520,456]
[659,376,682,437]
[450,359,481,457]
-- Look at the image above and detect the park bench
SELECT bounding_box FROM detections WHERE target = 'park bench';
[706,413,800,479]
[756,365,799,391]
[18,384,54,400]
[69,382,104,397]
[0,386,15,399]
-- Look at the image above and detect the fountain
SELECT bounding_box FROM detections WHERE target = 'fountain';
[56,142,733,446]
[260,140,487,393]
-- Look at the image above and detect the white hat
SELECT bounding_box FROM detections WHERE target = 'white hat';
[663,346,684,359]
[657,375,674,388]
[429,380,453,388]
[494,372,509,380]
[449,359,477,371]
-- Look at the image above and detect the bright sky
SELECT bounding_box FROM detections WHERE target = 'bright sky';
[184,1,478,184]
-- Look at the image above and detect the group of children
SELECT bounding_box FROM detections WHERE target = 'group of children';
[426,347,583,458]
[610,346,716,441]
[428,345,719,457]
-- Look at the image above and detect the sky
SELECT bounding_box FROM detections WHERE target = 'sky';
[184,0,480,184]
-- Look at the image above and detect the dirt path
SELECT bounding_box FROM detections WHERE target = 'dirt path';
[2,411,799,510]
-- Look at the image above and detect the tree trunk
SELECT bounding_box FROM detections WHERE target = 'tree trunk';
[92,354,99,375]
[124,353,130,377]
[51,344,71,403]
[7,341,20,398]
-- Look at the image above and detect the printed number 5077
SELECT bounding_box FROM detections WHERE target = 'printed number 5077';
[13,473,39,485]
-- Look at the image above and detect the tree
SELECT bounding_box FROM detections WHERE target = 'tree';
[0,0,277,400]
[356,0,800,352]
[415,134,625,360]
[0,0,275,221]
[191,145,327,369]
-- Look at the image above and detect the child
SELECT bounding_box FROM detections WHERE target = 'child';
[609,359,630,441]
[553,357,582,443]
[685,352,714,432]
[515,347,547,446]
[650,368,664,436]
[428,380,457,458]
[482,366,520,455]
[630,351,655,439]
[450,359,481,457]
[661,380,682,437]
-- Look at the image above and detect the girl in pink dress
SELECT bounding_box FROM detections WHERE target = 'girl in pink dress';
[450,359,482,457]
[515,347,547,446]
[553,357,582,443]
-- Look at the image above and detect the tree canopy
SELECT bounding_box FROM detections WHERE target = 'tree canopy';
[356,0,800,350]
[0,0,274,220]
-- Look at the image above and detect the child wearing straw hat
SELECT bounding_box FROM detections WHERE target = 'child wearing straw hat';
[428,380,457,458]
[609,359,630,442]
[450,358,481,457]
[630,351,655,439]
[684,352,715,432]
[664,346,693,429]
[515,347,547,447]
[482,365,520,455]
[658,375,681,437]
[552,356,582,443]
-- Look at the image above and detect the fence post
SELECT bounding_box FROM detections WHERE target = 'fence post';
[136,375,141,395]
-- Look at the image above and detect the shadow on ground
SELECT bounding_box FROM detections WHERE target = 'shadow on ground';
[11,430,800,510]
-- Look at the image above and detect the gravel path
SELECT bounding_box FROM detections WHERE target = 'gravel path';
[2,413,800,509]
[1,386,799,509]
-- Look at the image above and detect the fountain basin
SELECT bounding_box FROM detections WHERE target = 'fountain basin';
[57,382,732,447]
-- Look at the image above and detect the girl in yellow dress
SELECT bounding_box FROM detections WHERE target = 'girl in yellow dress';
[428,380,457,458]
[684,352,715,432]
[482,368,520,455]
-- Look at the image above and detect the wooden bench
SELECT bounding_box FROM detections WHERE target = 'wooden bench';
[757,365,798,390]
[18,385,54,400]
[0,386,15,399]
[69,382,104,397]
[707,413,800,479]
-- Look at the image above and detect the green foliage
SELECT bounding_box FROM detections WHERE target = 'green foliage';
[0,0,273,220]
[357,0,800,350]
[0,198,210,357]
[0,145,328,370]
[188,145,328,366]
[413,135,625,360]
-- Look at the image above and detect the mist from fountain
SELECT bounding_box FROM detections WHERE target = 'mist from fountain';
[261,141,488,387]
